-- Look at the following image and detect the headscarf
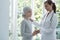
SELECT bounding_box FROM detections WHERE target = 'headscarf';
[22,6,31,17]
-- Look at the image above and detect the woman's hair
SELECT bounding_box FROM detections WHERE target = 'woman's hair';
[44,0,56,13]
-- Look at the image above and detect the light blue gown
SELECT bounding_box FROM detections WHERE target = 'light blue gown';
[33,11,58,40]
[21,19,32,40]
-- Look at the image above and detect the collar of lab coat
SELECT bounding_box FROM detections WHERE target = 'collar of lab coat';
[45,11,54,21]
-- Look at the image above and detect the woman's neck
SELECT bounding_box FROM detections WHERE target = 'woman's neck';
[49,10,52,13]
[47,10,53,17]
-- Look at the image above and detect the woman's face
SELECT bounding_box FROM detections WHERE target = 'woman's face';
[44,3,53,11]
[26,10,32,17]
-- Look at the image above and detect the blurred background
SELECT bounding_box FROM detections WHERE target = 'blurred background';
[9,0,60,40]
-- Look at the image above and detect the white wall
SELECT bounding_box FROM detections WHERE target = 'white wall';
[0,0,9,40]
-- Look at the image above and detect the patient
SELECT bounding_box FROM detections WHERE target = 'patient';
[21,6,37,40]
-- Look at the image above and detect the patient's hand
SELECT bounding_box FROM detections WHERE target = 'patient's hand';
[32,30,37,36]
[36,30,40,33]
[32,30,40,36]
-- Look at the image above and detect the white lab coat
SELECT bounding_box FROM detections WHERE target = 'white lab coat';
[21,19,32,40]
[32,11,58,40]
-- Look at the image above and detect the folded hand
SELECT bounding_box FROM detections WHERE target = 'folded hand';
[32,30,40,36]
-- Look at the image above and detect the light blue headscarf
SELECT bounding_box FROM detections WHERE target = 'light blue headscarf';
[22,6,31,16]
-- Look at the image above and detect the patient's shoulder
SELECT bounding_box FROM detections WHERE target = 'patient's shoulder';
[21,20,26,24]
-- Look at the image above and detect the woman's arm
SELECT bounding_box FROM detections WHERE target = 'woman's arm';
[30,14,46,28]
[32,21,41,27]
[30,19,42,28]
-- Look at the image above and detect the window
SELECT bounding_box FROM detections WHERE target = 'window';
[56,0,60,28]
[9,0,60,40]
[17,0,43,40]
[17,0,31,40]
[56,0,60,39]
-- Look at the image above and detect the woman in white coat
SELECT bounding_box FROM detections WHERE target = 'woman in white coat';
[30,0,58,40]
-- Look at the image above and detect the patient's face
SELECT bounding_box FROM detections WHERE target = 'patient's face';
[27,10,32,17]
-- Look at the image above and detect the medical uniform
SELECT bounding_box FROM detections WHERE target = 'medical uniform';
[21,19,32,40]
[33,11,58,40]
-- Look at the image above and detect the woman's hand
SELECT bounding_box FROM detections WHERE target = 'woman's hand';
[36,30,40,33]
[32,30,37,36]
[32,30,40,36]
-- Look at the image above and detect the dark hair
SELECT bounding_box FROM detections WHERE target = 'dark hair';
[44,0,56,13]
